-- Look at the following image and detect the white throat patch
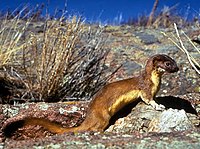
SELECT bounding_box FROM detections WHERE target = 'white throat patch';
[158,67,166,73]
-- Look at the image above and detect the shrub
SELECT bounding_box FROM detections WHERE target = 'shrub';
[0,14,120,103]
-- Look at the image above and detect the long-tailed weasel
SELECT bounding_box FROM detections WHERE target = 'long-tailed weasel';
[3,54,179,137]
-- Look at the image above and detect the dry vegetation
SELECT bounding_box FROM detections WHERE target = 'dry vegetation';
[162,23,200,75]
[0,8,30,67]
[124,0,197,28]
[0,9,120,104]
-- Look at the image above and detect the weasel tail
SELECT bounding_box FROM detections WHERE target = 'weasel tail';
[3,117,80,137]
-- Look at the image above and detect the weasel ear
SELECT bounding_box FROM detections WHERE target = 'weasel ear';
[152,54,163,62]
[151,55,163,66]
[145,55,160,72]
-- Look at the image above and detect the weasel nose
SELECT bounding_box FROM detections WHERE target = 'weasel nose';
[173,66,179,72]
[168,65,179,73]
[175,65,179,72]
[176,67,179,71]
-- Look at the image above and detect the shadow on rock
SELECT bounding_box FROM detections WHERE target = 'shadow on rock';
[155,96,197,115]
[108,96,197,129]
[108,100,140,127]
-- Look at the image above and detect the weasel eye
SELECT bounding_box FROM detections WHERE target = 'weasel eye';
[164,61,171,67]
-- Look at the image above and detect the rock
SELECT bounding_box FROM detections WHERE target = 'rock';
[2,129,200,149]
[156,45,179,54]
[134,32,159,45]
[148,108,194,132]
[106,94,198,134]
[106,102,161,134]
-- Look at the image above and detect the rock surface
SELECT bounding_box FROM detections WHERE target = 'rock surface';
[148,109,194,132]
[2,130,200,149]
[0,93,200,148]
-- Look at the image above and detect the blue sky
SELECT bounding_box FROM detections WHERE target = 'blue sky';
[0,0,199,23]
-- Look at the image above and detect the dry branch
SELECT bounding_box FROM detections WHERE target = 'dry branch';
[161,23,200,75]
[147,0,159,26]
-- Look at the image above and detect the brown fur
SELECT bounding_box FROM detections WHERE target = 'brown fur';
[3,54,179,137]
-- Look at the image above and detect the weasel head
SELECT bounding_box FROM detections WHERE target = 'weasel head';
[146,54,179,74]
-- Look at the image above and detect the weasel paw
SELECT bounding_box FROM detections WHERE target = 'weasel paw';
[155,104,165,111]
[149,101,165,111]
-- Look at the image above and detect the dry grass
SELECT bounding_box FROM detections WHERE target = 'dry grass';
[0,13,120,103]
[124,4,186,28]
[147,0,159,26]
[0,7,31,67]
[162,23,200,75]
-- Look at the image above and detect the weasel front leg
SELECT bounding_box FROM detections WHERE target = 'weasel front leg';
[140,92,165,110]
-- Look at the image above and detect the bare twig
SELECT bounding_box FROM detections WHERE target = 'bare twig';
[147,0,159,26]
[161,23,200,75]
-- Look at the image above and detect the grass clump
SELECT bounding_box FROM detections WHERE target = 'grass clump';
[0,11,120,103]
[21,16,117,102]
